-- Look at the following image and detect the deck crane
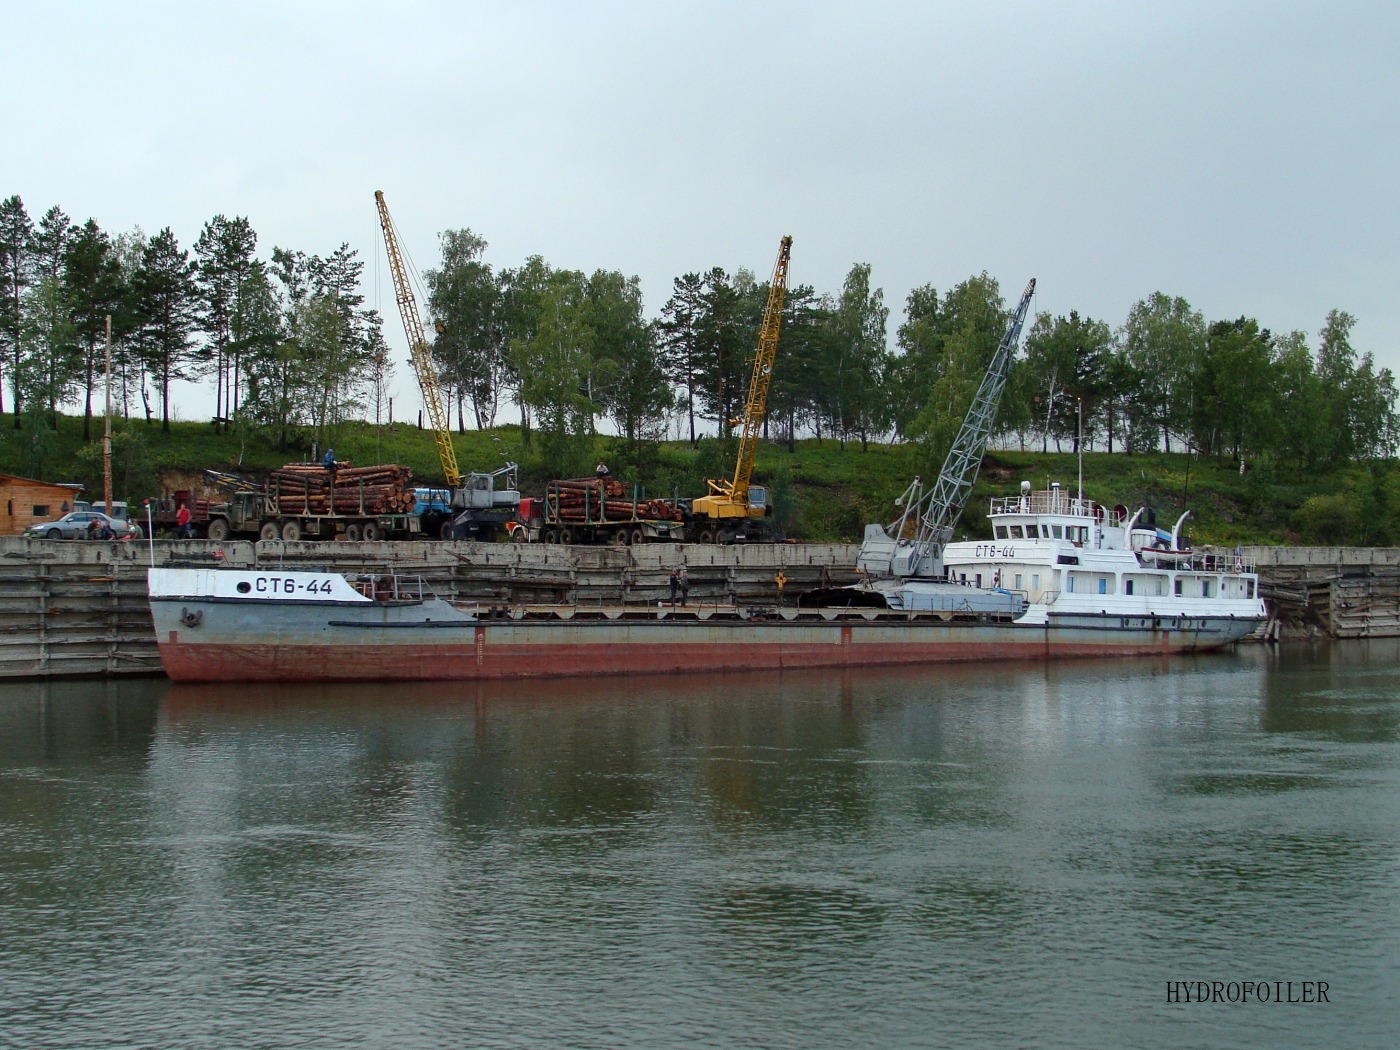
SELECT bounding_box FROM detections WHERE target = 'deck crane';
[857,278,1036,581]
[375,191,519,540]
[690,235,792,544]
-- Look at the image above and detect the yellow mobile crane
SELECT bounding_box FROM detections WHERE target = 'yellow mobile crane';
[376,190,460,487]
[374,191,519,540]
[690,235,792,544]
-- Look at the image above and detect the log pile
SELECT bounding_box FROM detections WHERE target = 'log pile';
[269,463,416,515]
[546,478,683,523]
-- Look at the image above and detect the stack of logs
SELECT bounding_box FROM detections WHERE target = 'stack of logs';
[269,463,416,515]
[547,478,683,522]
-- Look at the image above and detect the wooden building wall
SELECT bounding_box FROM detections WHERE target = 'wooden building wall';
[0,476,84,535]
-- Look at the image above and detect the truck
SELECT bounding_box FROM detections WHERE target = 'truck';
[508,477,686,545]
[145,491,215,536]
[437,462,522,541]
[199,463,424,542]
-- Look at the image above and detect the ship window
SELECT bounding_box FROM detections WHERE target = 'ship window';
[959,573,966,585]
[1248,580,1255,599]
[1014,573,1022,590]
[1067,576,1075,593]
[975,574,983,588]
[1052,525,1063,539]
[1203,580,1212,598]
[1098,577,1107,594]
[236,582,251,594]
[1031,574,1040,590]
[1039,525,1048,538]
[1125,579,1134,595]
[1174,578,1183,596]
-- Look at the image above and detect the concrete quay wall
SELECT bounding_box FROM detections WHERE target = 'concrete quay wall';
[1241,545,1400,639]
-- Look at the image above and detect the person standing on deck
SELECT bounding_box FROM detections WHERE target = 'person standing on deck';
[175,502,192,539]
[679,566,690,608]
[669,567,680,607]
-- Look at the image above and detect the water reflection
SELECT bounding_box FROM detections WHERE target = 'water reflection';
[1,649,1396,1049]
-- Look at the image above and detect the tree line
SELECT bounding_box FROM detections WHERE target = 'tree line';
[0,196,388,462]
[2,192,1395,487]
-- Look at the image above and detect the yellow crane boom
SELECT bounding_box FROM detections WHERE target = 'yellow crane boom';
[375,190,461,489]
[692,235,792,539]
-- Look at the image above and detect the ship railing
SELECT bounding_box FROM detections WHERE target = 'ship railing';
[1191,552,1256,575]
[347,570,431,601]
[989,493,1116,523]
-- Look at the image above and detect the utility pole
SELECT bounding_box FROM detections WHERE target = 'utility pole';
[103,315,113,512]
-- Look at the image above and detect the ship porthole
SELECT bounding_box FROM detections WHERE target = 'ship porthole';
[237,582,251,594]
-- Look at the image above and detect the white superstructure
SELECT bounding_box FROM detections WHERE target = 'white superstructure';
[941,483,1265,630]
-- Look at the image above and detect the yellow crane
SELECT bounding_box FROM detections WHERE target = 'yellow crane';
[690,234,792,544]
[375,190,461,488]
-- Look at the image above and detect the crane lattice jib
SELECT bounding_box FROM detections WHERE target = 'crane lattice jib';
[727,235,792,500]
[907,278,1036,566]
[375,191,461,489]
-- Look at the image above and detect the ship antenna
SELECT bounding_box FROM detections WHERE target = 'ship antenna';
[1076,396,1084,508]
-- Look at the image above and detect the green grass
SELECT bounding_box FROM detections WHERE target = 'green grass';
[0,413,1392,546]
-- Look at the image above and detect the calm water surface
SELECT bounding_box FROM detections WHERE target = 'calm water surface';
[2,644,1398,1049]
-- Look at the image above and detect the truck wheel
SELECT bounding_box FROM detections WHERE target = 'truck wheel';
[630,527,645,546]
[558,528,573,545]
[259,522,280,542]
[281,520,302,542]
[345,523,361,541]
[206,519,229,541]
[697,528,716,544]
[510,526,527,543]
[361,523,380,542]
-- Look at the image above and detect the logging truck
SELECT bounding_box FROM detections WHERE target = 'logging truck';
[201,462,423,542]
[506,477,686,545]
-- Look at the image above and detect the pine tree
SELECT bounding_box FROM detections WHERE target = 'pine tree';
[194,215,257,431]
[132,228,198,431]
[0,195,35,424]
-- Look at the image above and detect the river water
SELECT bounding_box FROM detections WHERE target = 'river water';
[2,644,1397,1049]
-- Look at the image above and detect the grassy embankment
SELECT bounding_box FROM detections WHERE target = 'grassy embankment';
[0,413,1389,546]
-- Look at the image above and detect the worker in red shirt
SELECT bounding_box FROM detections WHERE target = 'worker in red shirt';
[175,503,193,539]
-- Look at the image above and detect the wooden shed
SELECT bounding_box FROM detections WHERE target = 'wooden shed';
[0,474,85,535]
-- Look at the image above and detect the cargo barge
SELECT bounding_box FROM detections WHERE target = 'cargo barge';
[148,483,1267,683]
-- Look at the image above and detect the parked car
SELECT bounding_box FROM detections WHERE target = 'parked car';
[24,511,143,540]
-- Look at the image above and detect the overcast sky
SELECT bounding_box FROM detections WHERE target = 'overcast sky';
[7,1,1399,425]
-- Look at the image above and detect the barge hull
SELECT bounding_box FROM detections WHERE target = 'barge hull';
[151,603,1256,683]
